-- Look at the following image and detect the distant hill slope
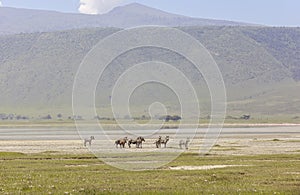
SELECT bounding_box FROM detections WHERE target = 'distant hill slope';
[0,27,299,117]
[241,27,300,81]
[0,3,254,35]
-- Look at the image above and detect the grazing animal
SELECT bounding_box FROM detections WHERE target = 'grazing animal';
[115,137,128,148]
[154,136,162,148]
[84,136,95,147]
[128,139,136,148]
[128,137,145,148]
[161,136,170,148]
[179,138,190,150]
[136,137,146,148]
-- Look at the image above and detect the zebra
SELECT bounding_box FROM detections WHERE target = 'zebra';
[154,136,169,148]
[115,137,128,148]
[128,137,145,148]
[161,136,170,148]
[154,136,162,148]
[179,138,190,150]
[136,137,146,148]
[84,136,95,147]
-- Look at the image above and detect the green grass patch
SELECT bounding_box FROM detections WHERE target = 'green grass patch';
[272,139,281,142]
[212,144,243,151]
[0,152,26,158]
[285,140,300,143]
[40,151,61,154]
[0,152,299,194]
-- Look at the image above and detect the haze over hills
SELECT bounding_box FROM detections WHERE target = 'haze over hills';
[0,3,299,118]
[0,3,254,35]
[0,27,299,117]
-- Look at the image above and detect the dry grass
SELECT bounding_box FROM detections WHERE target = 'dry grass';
[0,152,299,194]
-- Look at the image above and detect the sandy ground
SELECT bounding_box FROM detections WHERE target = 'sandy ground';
[202,136,300,156]
[0,136,299,155]
[0,140,90,154]
[168,165,250,170]
[1,125,299,171]
[0,124,299,155]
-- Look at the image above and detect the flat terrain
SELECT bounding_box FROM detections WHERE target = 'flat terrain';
[0,125,299,155]
[0,152,299,194]
[0,124,299,194]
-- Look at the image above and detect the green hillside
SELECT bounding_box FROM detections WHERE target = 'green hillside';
[0,27,299,118]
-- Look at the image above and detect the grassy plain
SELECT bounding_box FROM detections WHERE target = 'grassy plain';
[0,152,299,194]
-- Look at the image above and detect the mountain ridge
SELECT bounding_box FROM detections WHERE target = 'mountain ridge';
[0,3,256,35]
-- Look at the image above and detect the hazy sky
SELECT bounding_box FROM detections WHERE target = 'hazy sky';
[1,0,299,26]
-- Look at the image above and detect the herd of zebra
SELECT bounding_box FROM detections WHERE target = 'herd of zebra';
[83,136,190,149]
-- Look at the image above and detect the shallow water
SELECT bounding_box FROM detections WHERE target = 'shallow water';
[0,125,299,140]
